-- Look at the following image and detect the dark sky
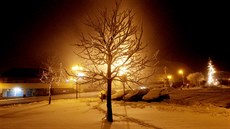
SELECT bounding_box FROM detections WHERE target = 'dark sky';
[1,0,229,73]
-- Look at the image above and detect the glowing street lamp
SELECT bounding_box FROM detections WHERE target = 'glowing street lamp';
[178,69,184,84]
[72,65,85,98]
[167,75,173,87]
[167,75,172,80]
[119,66,127,81]
[119,67,128,76]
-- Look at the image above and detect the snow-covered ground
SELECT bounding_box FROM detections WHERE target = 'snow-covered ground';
[0,97,229,129]
[168,87,230,108]
[0,92,98,106]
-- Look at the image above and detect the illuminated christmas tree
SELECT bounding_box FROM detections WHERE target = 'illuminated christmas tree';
[207,58,219,86]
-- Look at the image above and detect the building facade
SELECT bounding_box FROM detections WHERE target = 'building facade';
[0,68,75,98]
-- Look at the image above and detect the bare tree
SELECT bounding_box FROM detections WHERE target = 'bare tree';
[73,1,158,122]
[40,57,66,104]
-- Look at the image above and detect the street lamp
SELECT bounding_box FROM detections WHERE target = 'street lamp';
[167,75,172,87]
[167,75,172,80]
[119,66,127,100]
[72,65,84,99]
[178,69,184,84]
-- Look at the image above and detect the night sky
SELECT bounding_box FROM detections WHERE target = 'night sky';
[1,0,229,73]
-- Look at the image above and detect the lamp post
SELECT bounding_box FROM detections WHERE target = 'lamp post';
[178,69,184,85]
[167,75,172,87]
[119,67,127,100]
[72,65,84,99]
[120,74,127,96]
[77,72,84,98]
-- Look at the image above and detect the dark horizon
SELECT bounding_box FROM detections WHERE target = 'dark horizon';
[1,0,229,73]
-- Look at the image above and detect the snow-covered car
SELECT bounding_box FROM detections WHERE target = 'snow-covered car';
[142,87,170,102]
[123,88,150,101]
[111,90,131,100]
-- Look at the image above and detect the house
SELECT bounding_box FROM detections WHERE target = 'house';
[0,67,75,98]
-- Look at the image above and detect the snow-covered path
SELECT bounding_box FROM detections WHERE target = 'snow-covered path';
[0,98,229,129]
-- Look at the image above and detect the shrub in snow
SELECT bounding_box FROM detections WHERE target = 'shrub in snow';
[124,89,149,101]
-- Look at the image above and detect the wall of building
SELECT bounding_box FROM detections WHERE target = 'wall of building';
[0,82,103,98]
[0,82,76,98]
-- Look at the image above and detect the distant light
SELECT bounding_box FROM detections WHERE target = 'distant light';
[178,70,183,74]
[72,65,83,71]
[13,87,22,96]
[118,67,128,76]
[77,72,85,77]
[167,75,172,79]
[71,65,85,78]
[139,86,147,89]
[13,87,22,92]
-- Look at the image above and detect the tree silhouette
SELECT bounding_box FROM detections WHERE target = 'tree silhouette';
[74,1,158,122]
[40,57,66,104]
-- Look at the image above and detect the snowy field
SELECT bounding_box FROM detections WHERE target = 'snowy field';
[168,86,230,108]
[0,97,229,129]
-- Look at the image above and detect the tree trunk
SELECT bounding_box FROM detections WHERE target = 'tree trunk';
[106,53,113,122]
[107,78,113,122]
[76,81,78,99]
[48,84,52,104]
[122,81,126,101]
